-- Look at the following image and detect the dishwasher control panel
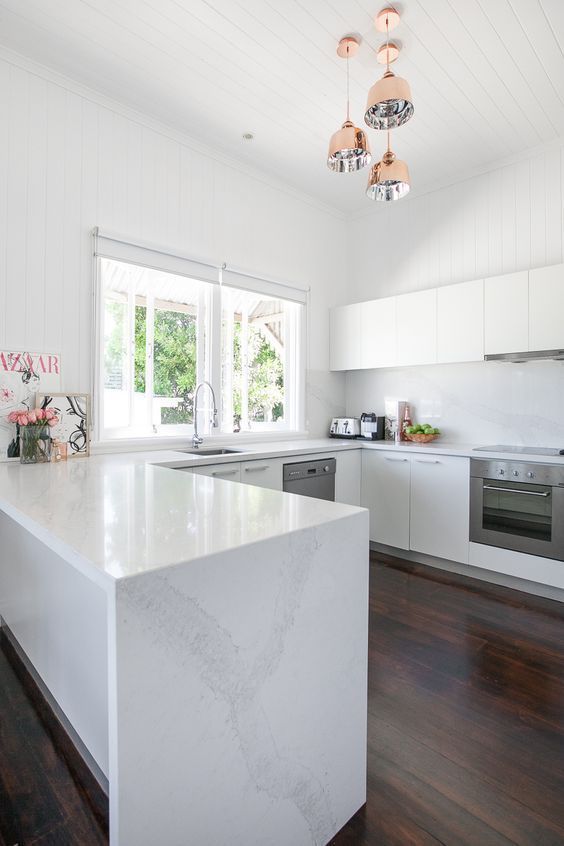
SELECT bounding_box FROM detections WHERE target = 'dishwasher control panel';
[283,458,336,481]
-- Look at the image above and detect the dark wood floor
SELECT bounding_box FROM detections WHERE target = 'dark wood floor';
[2,553,564,845]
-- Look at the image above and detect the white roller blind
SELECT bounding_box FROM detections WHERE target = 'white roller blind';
[222,266,309,304]
[94,228,220,285]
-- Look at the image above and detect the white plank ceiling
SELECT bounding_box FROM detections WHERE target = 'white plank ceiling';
[0,0,562,212]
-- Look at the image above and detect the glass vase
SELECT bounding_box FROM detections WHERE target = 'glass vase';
[20,425,52,464]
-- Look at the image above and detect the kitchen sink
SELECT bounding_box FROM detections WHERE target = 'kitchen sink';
[178,448,244,456]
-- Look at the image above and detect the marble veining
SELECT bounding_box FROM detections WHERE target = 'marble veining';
[119,528,335,844]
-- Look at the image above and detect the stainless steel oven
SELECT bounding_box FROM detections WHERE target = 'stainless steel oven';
[470,459,564,561]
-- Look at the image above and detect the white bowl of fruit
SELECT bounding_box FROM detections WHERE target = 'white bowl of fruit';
[404,423,440,443]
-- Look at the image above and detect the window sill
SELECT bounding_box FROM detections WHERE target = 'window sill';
[91,430,311,455]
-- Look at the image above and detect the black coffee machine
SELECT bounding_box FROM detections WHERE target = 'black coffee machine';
[360,412,385,440]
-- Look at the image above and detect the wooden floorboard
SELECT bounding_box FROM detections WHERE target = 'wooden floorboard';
[2,552,564,845]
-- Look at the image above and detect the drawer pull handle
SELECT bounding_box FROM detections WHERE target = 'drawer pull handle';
[211,469,238,477]
[415,459,440,464]
[385,457,408,462]
[244,465,270,473]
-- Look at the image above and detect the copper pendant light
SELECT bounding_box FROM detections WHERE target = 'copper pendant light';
[364,8,414,131]
[327,37,371,173]
[366,131,410,201]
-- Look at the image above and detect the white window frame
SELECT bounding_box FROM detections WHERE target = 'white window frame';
[93,230,308,445]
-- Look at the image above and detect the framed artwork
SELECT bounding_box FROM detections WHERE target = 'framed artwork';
[36,393,91,458]
[0,351,61,460]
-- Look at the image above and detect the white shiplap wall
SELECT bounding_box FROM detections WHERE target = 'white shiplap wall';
[0,53,347,435]
[347,141,564,302]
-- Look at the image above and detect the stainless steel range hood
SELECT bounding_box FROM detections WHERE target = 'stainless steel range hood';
[484,349,564,363]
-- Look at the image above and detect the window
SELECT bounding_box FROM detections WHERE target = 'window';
[95,236,306,441]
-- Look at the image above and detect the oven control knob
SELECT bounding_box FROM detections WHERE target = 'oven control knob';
[512,470,519,477]
[527,471,535,479]
[324,465,330,472]
[498,469,505,475]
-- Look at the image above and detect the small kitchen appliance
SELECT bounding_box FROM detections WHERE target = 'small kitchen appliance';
[360,412,385,440]
[329,417,361,439]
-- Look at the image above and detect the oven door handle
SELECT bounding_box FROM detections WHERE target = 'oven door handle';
[483,485,551,497]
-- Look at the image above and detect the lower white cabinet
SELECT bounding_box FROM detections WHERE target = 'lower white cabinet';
[239,458,283,490]
[334,449,361,506]
[361,451,410,550]
[361,450,469,563]
[191,462,241,482]
[410,455,469,564]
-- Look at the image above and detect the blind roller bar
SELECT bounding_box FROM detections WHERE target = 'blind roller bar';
[222,267,309,305]
[93,229,309,304]
[93,228,220,286]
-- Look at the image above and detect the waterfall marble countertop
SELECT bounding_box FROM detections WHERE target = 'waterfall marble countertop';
[0,441,364,587]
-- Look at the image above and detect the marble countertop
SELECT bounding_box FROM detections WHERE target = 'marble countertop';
[2,435,563,588]
[0,443,363,587]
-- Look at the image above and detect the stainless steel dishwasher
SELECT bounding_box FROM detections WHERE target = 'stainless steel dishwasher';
[282,457,336,501]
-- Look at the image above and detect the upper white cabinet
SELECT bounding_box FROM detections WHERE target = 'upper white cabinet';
[437,279,484,363]
[410,455,469,564]
[330,303,361,371]
[529,263,564,352]
[396,289,437,367]
[360,296,397,369]
[484,271,528,355]
[361,450,410,549]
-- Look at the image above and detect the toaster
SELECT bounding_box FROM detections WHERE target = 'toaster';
[329,417,361,439]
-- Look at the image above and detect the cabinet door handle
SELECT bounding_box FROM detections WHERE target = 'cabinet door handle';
[385,457,409,462]
[244,465,270,473]
[415,459,441,464]
[211,468,238,477]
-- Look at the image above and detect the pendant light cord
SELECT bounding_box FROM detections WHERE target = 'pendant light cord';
[346,44,350,122]
[386,13,390,73]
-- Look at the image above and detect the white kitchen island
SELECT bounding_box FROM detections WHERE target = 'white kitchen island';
[0,451,369,846]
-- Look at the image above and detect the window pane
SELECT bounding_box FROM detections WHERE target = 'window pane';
[221,288,298,433]
[103,292,130,429]
[153,304,198,426]
[101,258,206,436]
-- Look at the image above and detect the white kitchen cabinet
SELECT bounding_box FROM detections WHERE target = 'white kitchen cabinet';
[360,296,397,369]
[409,455,469,564]
[239,457,283,490]
[329,303,362,371]
[437,279,484,363]
[484,270,528,355]
[361,450,410,549]
[333,449,361,506]
[528,263,564,352]
[191,462,241,482]
[396,289,437,367]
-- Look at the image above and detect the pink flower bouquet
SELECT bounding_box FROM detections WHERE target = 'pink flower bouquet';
[9,407,60,464]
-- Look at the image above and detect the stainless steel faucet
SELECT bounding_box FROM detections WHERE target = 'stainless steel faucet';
[192,381,218,448]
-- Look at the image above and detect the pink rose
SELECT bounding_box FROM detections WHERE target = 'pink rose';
[45,408,55,420]
[7,411,19,423]
[27,411,37,423]
[47,417,58,427]
[35,408,45,420]
[18,413,29,426]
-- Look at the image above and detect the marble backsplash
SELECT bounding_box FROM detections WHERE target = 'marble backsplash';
[346,359,564,448]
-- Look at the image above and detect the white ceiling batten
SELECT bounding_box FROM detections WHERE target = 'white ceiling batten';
[0,0,561,212]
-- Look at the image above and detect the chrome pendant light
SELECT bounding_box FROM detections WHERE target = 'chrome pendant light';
[364,7,414,131]
[366,131,410,201]
[327,37,371,173]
